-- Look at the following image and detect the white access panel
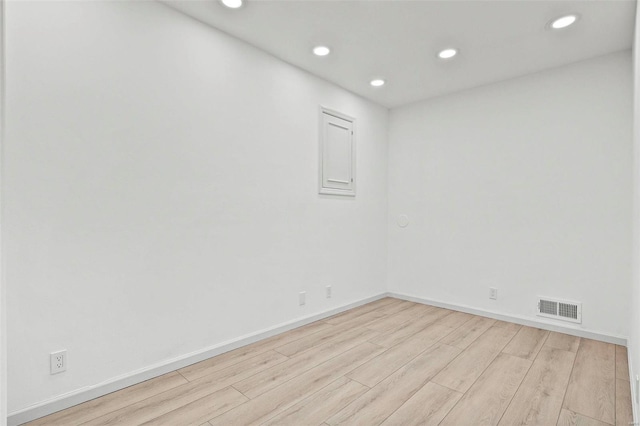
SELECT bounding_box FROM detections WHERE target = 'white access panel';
[319,107,355,196]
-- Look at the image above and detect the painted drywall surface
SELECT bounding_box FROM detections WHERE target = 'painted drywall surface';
[388,51,632,339]
[1,0,6,423]
[630,2,640,418]
[4,0,388,412]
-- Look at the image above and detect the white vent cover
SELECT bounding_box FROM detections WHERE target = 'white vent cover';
[537,297,582,324]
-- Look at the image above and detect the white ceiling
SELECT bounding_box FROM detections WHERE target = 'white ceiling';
[163,0,636,108]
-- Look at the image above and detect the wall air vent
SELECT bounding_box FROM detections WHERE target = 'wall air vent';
[537,297,582,324]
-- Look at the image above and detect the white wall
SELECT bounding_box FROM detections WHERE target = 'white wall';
[630,2,640,419]
[4,0,388,414]
[5,0,635,419]
[1,0,6,423]
[388,51,633,339]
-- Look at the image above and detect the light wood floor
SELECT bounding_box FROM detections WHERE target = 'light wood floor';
[26,297,634,426]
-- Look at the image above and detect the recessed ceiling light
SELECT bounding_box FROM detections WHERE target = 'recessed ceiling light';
[313,46,331,56]
[437,48,458,60]
[220,0,243,9]
[370,79,385,87]
[549,14,578,29]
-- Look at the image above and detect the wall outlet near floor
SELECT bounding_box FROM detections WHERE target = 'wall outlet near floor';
[299,291,306,306]
[326,285,332,299]
[50,350,67,374]
[636,375,639,403]
[489,287,498,300]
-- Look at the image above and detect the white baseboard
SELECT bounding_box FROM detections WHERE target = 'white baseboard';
[389,291,628,346]
[8,293,386,426]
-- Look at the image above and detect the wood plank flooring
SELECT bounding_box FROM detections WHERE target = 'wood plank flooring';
[25,298,633,426]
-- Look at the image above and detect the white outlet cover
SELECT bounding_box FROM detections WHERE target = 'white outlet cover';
[299,291,306,306]
[326,285,332,298]
[397,214,409,228]
[50,350,67,375]
[489,288,498,300]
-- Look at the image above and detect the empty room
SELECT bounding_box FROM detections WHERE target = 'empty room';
[1,0,640,425]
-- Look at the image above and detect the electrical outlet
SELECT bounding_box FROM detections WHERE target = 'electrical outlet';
[299,291,306,306]
[326,285,332,299]
[489,287,498,300]
[50,350,67,375]
[636,375,639,403]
